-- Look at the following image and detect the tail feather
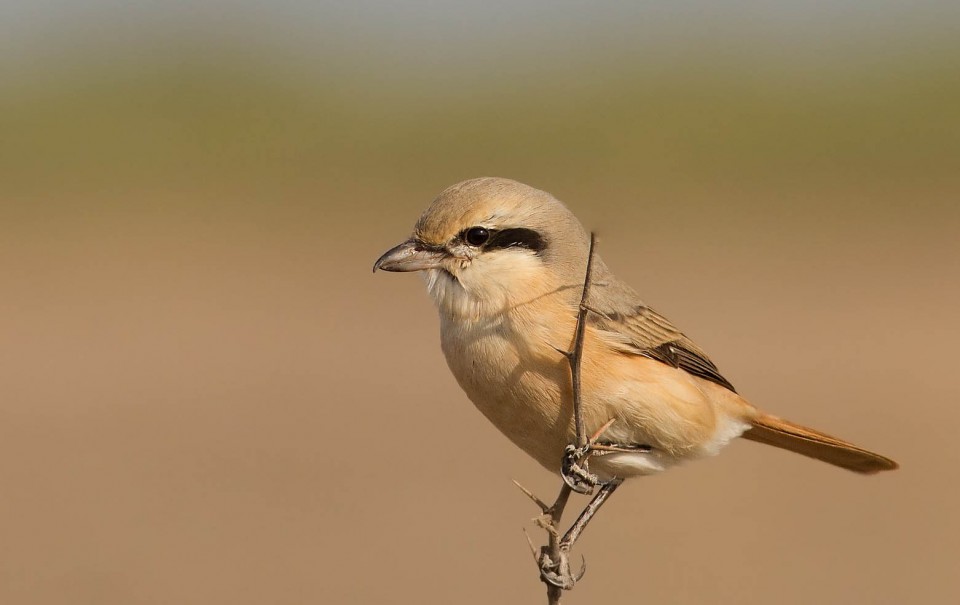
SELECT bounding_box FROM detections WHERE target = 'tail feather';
[742,413,898,474]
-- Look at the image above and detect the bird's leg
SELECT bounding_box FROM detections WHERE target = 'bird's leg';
[560,417,619,495]
[561,443,600,494]
[539,547,587,591]
[559,477,623,554]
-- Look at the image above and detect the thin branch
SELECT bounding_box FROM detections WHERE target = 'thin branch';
[515,232,625,605]
[544,485,572,605]
[568,233,599,449]
[560,479,623,551]
[545,234,598,605]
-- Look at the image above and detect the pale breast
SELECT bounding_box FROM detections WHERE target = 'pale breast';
[439,310,577,472]
[437,303,751,477]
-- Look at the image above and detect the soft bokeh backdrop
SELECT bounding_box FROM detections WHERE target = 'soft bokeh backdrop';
[1,2,958,604]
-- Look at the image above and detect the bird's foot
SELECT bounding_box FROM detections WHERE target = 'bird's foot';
[561,443,600,495]
[538,547,586,590]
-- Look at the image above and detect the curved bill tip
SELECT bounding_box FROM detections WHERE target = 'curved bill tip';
[373,239,445,273]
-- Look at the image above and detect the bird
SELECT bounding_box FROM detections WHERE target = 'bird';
[374,177,898,482]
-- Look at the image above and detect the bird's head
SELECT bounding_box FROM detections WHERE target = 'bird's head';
[374,177,591,319]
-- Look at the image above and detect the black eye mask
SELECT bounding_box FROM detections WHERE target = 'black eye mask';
[483,228,547,253]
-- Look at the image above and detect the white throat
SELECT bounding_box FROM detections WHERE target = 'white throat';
[424,251,555,321]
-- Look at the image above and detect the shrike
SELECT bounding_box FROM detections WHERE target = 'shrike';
[374,177,897,480]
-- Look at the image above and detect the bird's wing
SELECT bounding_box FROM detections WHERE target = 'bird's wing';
[586,277,737,393]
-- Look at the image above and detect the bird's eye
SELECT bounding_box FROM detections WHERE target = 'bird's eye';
[464,227,490,246]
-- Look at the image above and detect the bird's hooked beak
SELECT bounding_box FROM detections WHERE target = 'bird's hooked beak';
[373,239,447,273]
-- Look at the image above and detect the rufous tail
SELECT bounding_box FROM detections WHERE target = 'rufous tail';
[742,413,898,474]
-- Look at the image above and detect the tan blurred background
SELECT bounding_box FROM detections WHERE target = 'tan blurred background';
[1,2,958,604]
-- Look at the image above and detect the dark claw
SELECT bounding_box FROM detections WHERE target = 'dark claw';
[539,553,587,589]
[540,571,570,589]
[574,555,587,582]
[541,570,574,589]
[561,444,599,495]
[561,467,596,495]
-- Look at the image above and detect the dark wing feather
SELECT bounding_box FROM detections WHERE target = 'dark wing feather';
[588,298,737,393]
[643,340,737,393]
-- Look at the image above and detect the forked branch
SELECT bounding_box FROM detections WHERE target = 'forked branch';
[514,233,625,605]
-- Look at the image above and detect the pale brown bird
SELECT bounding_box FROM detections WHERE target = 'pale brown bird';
[374,177,897,480]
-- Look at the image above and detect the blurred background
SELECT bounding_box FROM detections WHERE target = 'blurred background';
[1,1,958,603]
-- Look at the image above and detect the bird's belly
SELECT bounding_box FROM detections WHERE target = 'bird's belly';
[439,318,749,477]
[440,321,574,472]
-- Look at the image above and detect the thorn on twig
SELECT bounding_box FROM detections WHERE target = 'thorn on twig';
[522,528,540,563]
[513,479,550,513]
[589,418,617,444]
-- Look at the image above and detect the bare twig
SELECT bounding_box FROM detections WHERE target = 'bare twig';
[534,234,598,604]
[542,485,573,605]
[514,233,631,603]
[559,233,604,496]
[513,233,629,604]
[559,478,623,551]
[567,232,599,449]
